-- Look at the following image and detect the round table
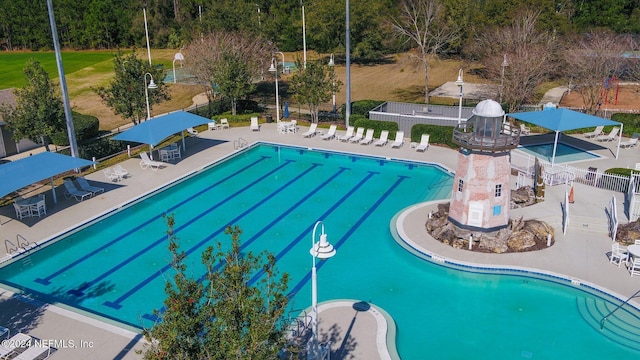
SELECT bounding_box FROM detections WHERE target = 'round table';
[627,244,640,258]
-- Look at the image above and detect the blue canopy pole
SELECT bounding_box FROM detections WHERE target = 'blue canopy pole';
[181,132,186,151]
[50,177,58,204]
[551,131,559,166]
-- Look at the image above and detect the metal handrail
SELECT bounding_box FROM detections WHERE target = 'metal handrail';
[600,289,640,330]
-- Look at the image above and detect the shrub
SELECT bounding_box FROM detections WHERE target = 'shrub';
[410,124,457,149]
[50,111,100,146]
[351,116,399,138]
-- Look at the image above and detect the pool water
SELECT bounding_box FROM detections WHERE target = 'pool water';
[517,143,601,163]
[0,144,638,359]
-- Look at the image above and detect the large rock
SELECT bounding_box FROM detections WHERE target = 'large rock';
[511,186,536,208]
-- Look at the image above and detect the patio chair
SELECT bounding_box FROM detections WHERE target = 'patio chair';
[103,168,120,182]
[76,177,105,196]
[220,118,230,129]
[321,125,337,140]
[338,126,355,142]
[139,151,165,171]
[620,133,639,148]
[519,123,531,135]
[610,243,628,267]
[359,129,375,145]
[583,125,604,138]
[29,194,46,218]
[63,179,92,202]
[416,134,430,152]
[114,165,129,179]
[302,123,318,137]
[391,131,405,148]
[13,202,31,220]
[186,127,199,137]
[374,130,389,146]
[348,127,365,143]
[595,127,619,142]
[629,258,640,277]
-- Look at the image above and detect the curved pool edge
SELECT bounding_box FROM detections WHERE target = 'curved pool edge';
[390,201,640,311]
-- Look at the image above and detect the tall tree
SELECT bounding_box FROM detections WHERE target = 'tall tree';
[288,59,341,123]
[95,49,169,125]
[142,219,292,359]
[0,58,65,150]
[391,0,460,104]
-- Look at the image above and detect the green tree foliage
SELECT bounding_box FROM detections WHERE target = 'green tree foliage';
[142,217,292,360]
[0,58,65,150]
[288,59,341,123]
[95,49,169,125]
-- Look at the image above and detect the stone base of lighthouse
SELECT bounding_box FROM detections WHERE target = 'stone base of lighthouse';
[448,150,511,232]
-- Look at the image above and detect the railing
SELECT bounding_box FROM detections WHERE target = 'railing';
[600,289,640,330]
[452,125,520,152]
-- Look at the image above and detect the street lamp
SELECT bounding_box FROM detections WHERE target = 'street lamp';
[455,69,464,125]
[172,51,184,83]
[144,72,157,121]
[328,54,336,114]
[143,7,152,65]
[500,54,508,104]
[301,1,307,69]
[309,221,336,360]
[345,0,351,128]
[268,58,280,124]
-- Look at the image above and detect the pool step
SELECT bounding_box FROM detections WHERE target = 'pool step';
[576,296,640,352]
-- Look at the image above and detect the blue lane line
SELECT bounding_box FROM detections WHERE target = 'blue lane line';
[103,162,323,309]
[34,155,272,286]
[141,166,362,321]
[67,159,296,297]
[286,175,410,299]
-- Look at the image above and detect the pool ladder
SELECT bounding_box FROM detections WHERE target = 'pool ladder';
[600,288,640,330]
[4,234,37,255]
[234,137,248,150]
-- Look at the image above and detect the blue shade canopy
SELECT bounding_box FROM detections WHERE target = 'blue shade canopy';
[507,108,620,132]
[112,111,211,146]
[0,152,95,198]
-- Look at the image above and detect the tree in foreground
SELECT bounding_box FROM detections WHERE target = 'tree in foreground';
[142,217,292,360]
[288,59,341,123]
[0,58,65,150]
[95,49,169,125]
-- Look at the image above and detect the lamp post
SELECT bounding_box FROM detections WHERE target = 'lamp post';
[499,54,508,104]
[455,69,464,125]
[328,54,336,114]
[268,58,280,124]
[309,221,336,360]
[143,7,152,65]
[301,1,307,69]
[144,72,157,121]
[172,51,184,83]
[345,0,351,128]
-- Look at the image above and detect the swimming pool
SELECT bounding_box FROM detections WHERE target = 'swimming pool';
[0,143,638,359]
[516,142,601,163]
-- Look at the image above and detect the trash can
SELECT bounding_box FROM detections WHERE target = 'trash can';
[266,114,273,123]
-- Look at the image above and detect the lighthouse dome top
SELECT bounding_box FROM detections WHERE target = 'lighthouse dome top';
[472,99,504,117]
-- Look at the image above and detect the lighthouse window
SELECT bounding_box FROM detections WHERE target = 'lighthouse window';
[495,184,502,197]
[493,205,502,216]
[458,179,464,192]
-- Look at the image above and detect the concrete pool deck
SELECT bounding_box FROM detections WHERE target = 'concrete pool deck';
[0,123,639,359]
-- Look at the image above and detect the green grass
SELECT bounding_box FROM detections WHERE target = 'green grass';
[0,51,116,89]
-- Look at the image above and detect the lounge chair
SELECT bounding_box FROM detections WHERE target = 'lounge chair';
[338,126,354,142]
[519,123,530,135]
[620,133,639,148]
[76,177,104,196]
[584,125,604,138]
[302,123,318,137]
[416,134,430,152]
[359,129,375,145]
[186,127,198,136]
[250,116,260,131]
[63,179,92,202]
[139,151,165,171]
[103,168,120,182]
[1,333,51,360]
[114,165,129,179]
[321,125,337,140]
[391,131,404,148]
[374,130,389,146]
[348,127,365,143]
[595,127,619,142]
[220,118,230,129]
[0,333,33,358]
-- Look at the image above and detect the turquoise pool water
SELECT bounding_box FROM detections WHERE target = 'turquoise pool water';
[0,144,638,359]
[517,143,601,163]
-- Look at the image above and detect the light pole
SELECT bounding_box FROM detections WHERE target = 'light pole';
[499,54,508,104]
[172,51,184,83]
[143,7,152,65]
[144,72,157,121]
[328,54,336,114]
[309,221,336,360]
[301,1,307,69]
[455,69,464,125]
[274,51,285,74]
[345,0,351,128]
[268,58,280,124]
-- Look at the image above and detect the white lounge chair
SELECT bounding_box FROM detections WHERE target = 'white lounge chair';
[620,133,639,148]
[338,126,355,142]
[359,129,375,145]
[250,116,260,131]
[63,179,92,202]
[76,177,104,196]
[220,118,230,129]
[391,131,404,148]
[114,165,129,179]
[0,333,33,358]
[349,127,365,143]
[103,168,120,182]
[416,134,430,152]
[302,123,318,137]
[139,151,165,171]
[610,243,628,267]
[186,127,198,136]
[519,123,530,135]
[374,130,389,146]
[321,125,337,140]
[596,127,619,142]
[584,125,604,138]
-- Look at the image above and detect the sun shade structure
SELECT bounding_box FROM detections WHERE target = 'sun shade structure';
[112,111,211,152]
[0,152,95,203]
[507,107,622,165]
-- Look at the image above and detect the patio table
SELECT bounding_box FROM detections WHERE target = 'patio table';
[627,245,640,259]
